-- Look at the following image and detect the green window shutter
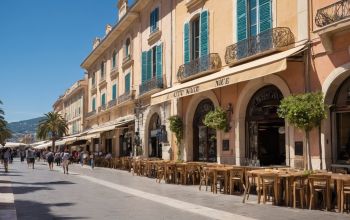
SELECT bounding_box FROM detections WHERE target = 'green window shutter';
[142,52,147,83]
[156,44,162,78]
[259,0,272,33]
[92,98,96,111]
[200,10,209,57]
[237,0,247,41]
[125,73,130,93]
[112,84,117,100]
[147,50,152,80]
[184,22,190,64]
[101,93,106,106]
[150,10,154,32]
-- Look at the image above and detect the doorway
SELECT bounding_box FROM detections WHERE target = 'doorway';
[246,86,285,166]
[193,99,217,162]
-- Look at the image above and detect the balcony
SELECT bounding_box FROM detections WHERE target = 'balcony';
[108,99,117,109]
[122,54,134,70]
[315,0,350,27]
[139,77,163,96]
[314,0,350,52]
[118,90,135,104]
[99,75,107,88]
[148,27,161,45]
[91,84,97,94]
[177,53,222,83]
[86,110,96,118]
[225,27,294,66]
[110,67,118,80]
[98,104,107,112]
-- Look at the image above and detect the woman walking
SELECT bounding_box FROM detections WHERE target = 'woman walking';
[3,148,11,173]
[54,152,61,166]
[90,152,94,170]
[62,150,70,174]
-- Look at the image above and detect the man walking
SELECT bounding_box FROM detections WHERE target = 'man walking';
[26,147,35,169]
[62,150,70,174]
[3,148,11,173]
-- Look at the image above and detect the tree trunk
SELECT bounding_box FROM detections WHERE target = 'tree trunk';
[52,138,55,152]
[306,131,313,170]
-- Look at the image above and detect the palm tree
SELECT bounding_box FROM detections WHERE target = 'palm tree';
[0,100,12,144]
[37,111,68,151]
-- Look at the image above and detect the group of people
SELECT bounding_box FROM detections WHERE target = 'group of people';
[44,148,71,174]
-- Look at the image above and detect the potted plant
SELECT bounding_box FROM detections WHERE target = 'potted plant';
[278,92,327,170]
[203,107,228,131]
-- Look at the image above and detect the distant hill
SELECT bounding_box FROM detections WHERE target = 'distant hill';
[7,117,45,142]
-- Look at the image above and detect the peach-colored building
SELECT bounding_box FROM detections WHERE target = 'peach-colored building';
[311,0,350,170]
[152,0,310,168]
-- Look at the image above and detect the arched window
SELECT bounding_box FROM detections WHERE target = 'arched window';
[333,77,350,162]
[100,61,105,78]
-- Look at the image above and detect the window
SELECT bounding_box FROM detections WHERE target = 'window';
[183,10,209,64]
[101,93,106,106]
[112,84,117,100]
[141,44,163,83]
[92,97,96,111]
[125,38,131,58]
[100,61,105,79]
[191,17,200,60]
[112,51,117,69]
[150,8,159,33]
[125,73,130,93]
[237,0,272,41]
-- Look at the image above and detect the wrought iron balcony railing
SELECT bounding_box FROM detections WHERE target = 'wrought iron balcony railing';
[315,0,350,27]
[177,53,222,82]
[118,90,134,104]
[108,99,117,108]
[86,110,96,118]
[139,77,163,96]
[225,27,294,66]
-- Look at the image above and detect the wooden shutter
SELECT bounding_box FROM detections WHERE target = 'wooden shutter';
[237,0,247,41]
[147,50,152,80]
[200,10,209,57]
[156,44,162,78]
[101,93,106,106]
[259,0,272,32]
[141,52,147,83]
[112,84,117,100]
[184,22,190,64]
[125,73,130,93]
[92,98,96,111]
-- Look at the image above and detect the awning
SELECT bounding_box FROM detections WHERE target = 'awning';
[34,141,51,150]
[55,136,77,146]
[151,45,306,105]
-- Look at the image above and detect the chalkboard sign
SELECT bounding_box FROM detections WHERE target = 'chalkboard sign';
[222,139,229,151]
[295,141,303,156]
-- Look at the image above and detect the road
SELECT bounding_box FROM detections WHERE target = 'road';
[0,159,348,220]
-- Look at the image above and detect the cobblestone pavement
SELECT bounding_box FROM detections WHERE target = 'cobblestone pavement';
[1,159,349,220]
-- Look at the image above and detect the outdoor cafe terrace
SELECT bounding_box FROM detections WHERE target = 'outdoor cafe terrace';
[87,156,350,214]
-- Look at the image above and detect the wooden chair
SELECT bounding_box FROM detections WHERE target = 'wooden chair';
[258,173,278,204]
[199,166,214,192]
[340,178,350,213]
[156,162,165,183]
[243,171,258,203]
[175,164,186,184]
[308,174,331,210]
[229,167,245,195]
[292,175,308,208]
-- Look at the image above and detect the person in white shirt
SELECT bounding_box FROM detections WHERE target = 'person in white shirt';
[62,150,70,174]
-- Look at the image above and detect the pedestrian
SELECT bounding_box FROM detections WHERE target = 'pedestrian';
[54,152,61,166]
[20,150,25,162]
[62,150,70,174]
[26,147,35,169]
[3,148,11,173]
[90,152,94,169]
[79,150,84,166]
[46,148,54,171]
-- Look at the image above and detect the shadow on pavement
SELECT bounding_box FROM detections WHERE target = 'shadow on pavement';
[15,200,89,220]
[8,186,53,194]
[9,180,76,186]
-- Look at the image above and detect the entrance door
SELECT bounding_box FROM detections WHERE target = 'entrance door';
[149,114,162,158]
[246,86,285,166]
[105,139,112,154]
[193,99,217,162]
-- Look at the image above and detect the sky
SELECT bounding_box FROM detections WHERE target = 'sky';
[0,0,135,123]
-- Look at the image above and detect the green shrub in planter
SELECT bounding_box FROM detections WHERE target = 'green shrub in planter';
[203,107,228,131]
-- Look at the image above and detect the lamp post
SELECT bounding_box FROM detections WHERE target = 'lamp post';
[134,99,144,156]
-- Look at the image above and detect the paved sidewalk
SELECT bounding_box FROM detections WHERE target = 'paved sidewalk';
[0,166,17,220]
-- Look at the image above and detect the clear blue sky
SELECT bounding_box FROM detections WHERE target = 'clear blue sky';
[0,0,134,123]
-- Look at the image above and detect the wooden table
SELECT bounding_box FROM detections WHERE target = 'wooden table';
[210,167,233,194]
